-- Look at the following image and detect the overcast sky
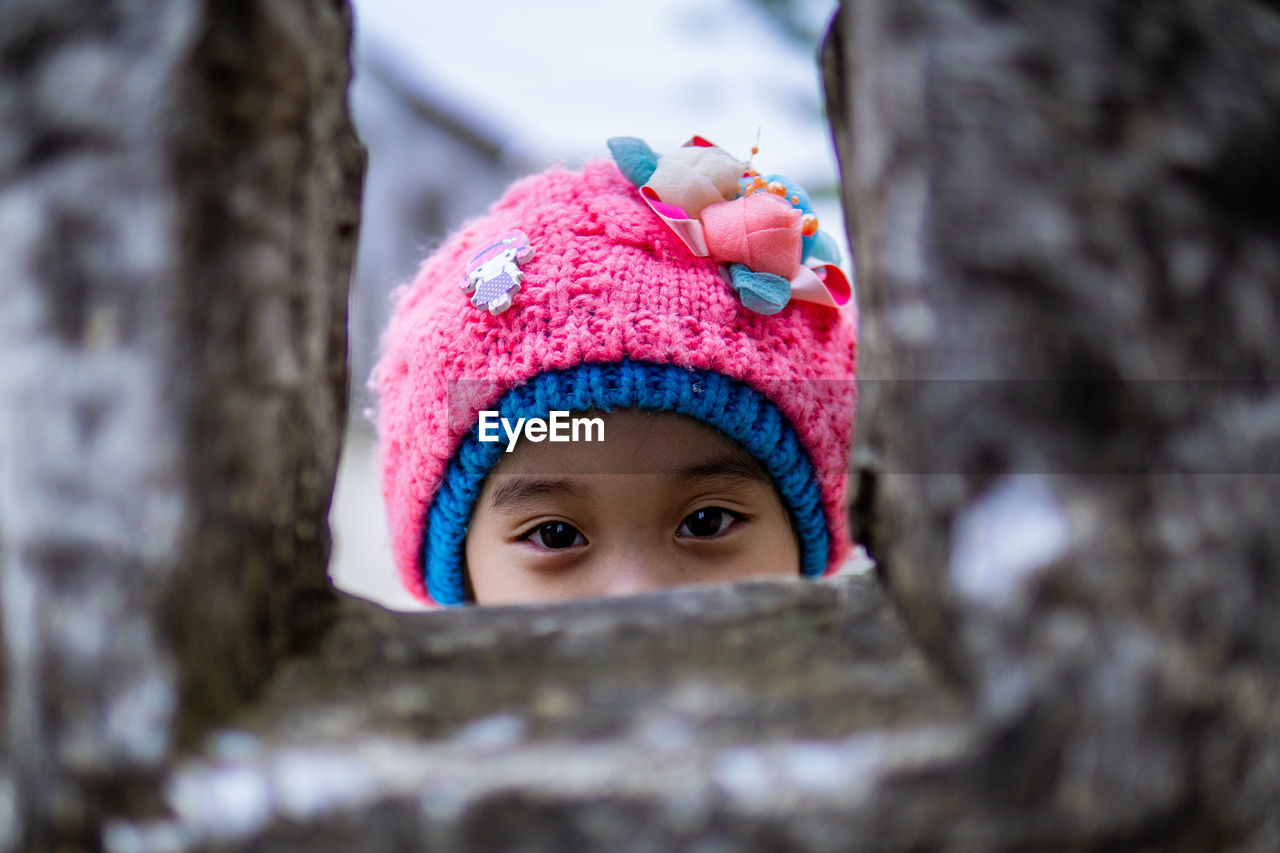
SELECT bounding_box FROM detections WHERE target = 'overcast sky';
[350,0,842,191]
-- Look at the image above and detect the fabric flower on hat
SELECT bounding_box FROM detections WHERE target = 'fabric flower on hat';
[607,135,852,315]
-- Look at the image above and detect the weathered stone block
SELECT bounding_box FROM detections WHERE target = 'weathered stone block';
[826,0,1280,847]
[106,574,965,852]
[0,0,363,846]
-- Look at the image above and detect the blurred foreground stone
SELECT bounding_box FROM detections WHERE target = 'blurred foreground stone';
[827,0,1280,848]
[6,0,1280,850]
[0,0,362,846]
[108,574,965,851]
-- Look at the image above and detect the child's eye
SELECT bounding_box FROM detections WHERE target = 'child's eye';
[677,507,741,539]
[522,521,586,550]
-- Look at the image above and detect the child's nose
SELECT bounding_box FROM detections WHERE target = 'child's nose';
[597,543,677,597]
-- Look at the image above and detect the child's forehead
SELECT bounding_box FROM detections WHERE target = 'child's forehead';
[489,409,769,481]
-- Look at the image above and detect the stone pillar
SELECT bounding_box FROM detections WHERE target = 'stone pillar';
[826,0,1280,845]
[0,1,363,845]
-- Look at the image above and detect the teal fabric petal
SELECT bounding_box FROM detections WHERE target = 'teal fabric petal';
[807,230,842,264]
[730,264,791,315]
[607,136,659,187]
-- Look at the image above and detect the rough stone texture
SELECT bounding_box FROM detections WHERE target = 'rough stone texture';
[104,574,965,852]
[825,0,1280,848]
[0,1,363,847]
[9,0,1280,849]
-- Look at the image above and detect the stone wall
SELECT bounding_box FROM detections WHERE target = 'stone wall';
[0,1,363,847]
[3,0,1280,850]
[826,0,1280,847]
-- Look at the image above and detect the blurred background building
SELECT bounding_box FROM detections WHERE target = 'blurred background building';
[332,0,844,608]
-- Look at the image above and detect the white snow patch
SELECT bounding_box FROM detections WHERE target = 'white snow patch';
[452,712,528,750]
[270,750,379,820]
[167,764,272,840]
[948,476,1072,606]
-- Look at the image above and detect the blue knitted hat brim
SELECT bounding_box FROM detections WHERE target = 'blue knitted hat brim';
[423,360,829,605]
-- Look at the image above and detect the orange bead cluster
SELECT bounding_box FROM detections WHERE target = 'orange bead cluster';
[740,168,820,235]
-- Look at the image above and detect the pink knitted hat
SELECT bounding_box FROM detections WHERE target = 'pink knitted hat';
[374,154,857,606]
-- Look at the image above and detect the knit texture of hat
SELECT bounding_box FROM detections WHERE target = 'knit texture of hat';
[373,159,858,606]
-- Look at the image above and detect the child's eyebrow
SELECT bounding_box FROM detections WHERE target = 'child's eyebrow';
[666,449,772,487]
[485,477,587,512]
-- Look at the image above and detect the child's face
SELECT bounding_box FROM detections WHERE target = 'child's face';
[464,410,801,605]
